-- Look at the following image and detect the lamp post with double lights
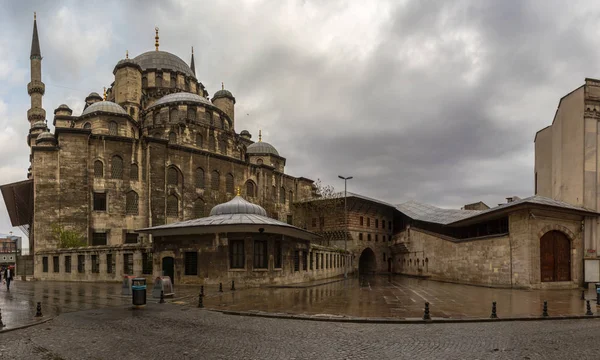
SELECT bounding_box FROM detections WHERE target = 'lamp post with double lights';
[338,175,353,278]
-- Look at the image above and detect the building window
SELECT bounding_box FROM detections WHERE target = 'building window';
[382,220,386,229]
[289,190,293,203]
[253,240,268,269]
[91,255,99,273]
[167,167,178,186]
[107,254,113,273]
[92,232,107,246]
[170,74,176,88]
[280,187,286,204]
[383,235,386,242]
[169,132,177,143]
[184,252,198,275]
[126,191,139,215]
[294,251,300,272]
[274,240,282,269]
[319,217,325,228]
[187,107,196,121]
[375,219,379,228]
[219,139,227,155]
[156,73,163,87]
[125,233,138,244]
[94,160,103,178]
[271,185,277,201]
[93,192,107,211]
[196,134,203,148]
[286,215,293,225]
[42,256,48,272]
[359,233,363,240]
[142,253,153,275]
[229,240,245,269]
[65,256,71,273]
[256,158,263,165]
[367,218,370,227]
[383,253,386,262]
[246,181,256,197]
[196,168,205,188]
[166,195,178,217]
[302,251,308,271]
[123,254,133,275]
[130,163,139,181]
[83,122,91,130]
[367,234,371,241]
[194,198,205,218]
[226,173,234,194]
[209,136,216,151]
[53,256,59,273]
[311,218,317,227]
[77,255,85,273]
[211,170,220,190]
[111,155,123,179]
[310,252,314,270]
[375,234,378,242]
[170,108,178,122]
[108,121,118,136]
[360,216,363,226]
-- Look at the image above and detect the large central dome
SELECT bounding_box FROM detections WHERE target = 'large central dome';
[133,51,195,78]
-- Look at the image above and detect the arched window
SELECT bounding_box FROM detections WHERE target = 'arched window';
[169,132,177,144]
[167,167,179,186]
[280,187,286,204]
[166,195,178,217]
[187,107,196,121]
[209,136,216,151]
[170,74,176,88]
[196,134,203,148]
[194,198,206,218]
[111,155,123,179]
[94,160,103,178]
[126,191,139,215]
[195,168,205,188]
[246,181,256,197]
[256,158,263,165]
[170,108,178,122]
[219,140,227,155]
[225,173,234,194]
[83,122,91,130]
[211,170,220,190]
[289,190,293,204]
[108,121,118,136]
[130,163,139,181]
[156,73,163,87]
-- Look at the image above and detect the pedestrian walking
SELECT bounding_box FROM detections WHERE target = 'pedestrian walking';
[3,266,13,291]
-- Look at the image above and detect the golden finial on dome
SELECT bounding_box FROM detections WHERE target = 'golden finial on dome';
[155,26,159,51]
[236,187,241,196]
[103,87,107,101]
[222,82,224,90]
[126,50,129,59]
[34,12,36,20]
[258,129,262,142]
[191,46,194,54]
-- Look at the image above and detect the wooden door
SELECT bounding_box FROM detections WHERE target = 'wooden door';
[540,231,570,282]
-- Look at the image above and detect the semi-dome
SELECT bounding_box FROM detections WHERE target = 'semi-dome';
[36,131,56,144]
[149,92,212,109]
[133,51,195,78]
[81,101,127,116]
[247,141,279,156]
[209,195,267,217]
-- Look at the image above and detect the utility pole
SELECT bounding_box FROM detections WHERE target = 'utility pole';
[338,175,353,278]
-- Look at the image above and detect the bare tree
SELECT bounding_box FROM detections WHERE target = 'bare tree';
[292,179,344,234]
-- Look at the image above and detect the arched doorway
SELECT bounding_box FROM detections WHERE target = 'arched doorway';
[358,248,376,274]
[162,256,175,285]
[540,231,571,282]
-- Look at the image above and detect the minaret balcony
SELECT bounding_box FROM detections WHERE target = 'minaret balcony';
[27,107,46,121]
[27,80,45,95]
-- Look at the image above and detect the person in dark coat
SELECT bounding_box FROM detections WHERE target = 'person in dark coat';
[3,266,13,291]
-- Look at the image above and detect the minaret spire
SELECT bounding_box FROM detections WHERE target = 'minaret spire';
[27,12,45,128]
[190,46,196,76]
[31,12,41,59]
[155,27,159,51]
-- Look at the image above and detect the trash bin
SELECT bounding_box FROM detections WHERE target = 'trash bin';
[132,278,147,306]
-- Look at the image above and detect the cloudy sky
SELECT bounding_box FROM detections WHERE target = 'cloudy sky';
[0,0,598,241]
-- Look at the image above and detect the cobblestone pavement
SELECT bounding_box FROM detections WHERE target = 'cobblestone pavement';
[2,304,600,359]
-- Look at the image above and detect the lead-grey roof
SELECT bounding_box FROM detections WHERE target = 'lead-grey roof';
[210,195,267,216]
[149,92,212,110]
[133,51,195,78]
[247,141,279,156]
[141,213,296,231]
[81,101,127,116]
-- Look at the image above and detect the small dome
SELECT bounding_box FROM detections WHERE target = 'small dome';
[54,104,73,115]
[81,101,127,116]
[240,130,251,139]
[86,92,103,101]
[212,88,236,104]
[31,121,47,130]
[209,195,267,217]
[36,131,56,144]
[58,104,71,110]
[247,141,279,156]
[113,58,142,74]
[133,51,195,78]
[149,92,212,109]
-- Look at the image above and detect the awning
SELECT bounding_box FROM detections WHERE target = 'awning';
[1,179,33,227]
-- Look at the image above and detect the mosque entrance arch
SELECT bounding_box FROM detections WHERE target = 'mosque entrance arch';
[162,256,175,285]
[540,231,571,282]
[358,248,376,274]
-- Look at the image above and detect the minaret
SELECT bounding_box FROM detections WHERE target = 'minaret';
[190,46,196,76]
[27,12,46,129]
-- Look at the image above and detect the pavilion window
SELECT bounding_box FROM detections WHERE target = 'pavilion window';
[65,256,71,273]
[184,252,198,275]
[126,191,139,215]
[302,251,308,271]
[196,168,205,188]
[123,254,133,275]
[225,173,234,194]
[106,254,113,274]
[293,251,300,272]
[229,240,245,269]
[143,252,153,275]
[167,167,179,186]
[53,256,59,273]
[108,121,118,136]
[211,170,220,190]
[280,187,286,204]
[77,255,85,273]
[253,240,268,269]
[94,160,103,178]
[42,256,48,272]
[111,155,123,179]
[92,255,100,273]
[274,240,282,269]
[166,195,179,217]
[130,163,139,181]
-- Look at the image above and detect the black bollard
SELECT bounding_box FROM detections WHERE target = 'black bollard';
[423,302,431,320]
[159,290,165,304]
[198,293,204,308]
[542,301,549,317]
[200,285,204,296]
[35,302,42,317]
[490,301,498,319]
[219,283,223,292]
[586,300,594,316]
[231,280,235,291]
[582,290,586,300]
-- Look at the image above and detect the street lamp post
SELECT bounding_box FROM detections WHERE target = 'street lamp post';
[338,175,353,279]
